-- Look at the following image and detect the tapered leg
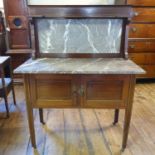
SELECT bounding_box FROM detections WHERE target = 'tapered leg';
[12,86,16,105]
[122,108,132,151]
[122,75,135,151]
[4,95,9,118]
[113,109,119,125]
[26,104,36,148]
[24,75,37,148]
[39,108,45,124]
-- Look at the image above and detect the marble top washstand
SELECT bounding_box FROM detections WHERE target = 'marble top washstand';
[14,58,145,75]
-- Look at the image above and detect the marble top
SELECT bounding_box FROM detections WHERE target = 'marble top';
[0,56,10,64]
[14,58,145,75]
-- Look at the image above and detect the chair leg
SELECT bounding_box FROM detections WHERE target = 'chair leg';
[12,86,16,105]
[4,95,9,118]
[113,109,119,125]
[39,108,45,124]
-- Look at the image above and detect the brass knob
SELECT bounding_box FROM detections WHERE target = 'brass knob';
[72,85,77,95]
[78,85,85,96]
[131,27,137,32]
[129,45,135,49]
[134,12,139,17]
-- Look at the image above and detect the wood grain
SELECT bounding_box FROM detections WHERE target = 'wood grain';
[129,24,155,39]
[132,8,155,22]
[0,83,155,154]
[129,53,155,65]
[136,65,155,78]
[127,0,155,79]
[3,0,31,49]
[128,41,155,53]
[127,0,155,6]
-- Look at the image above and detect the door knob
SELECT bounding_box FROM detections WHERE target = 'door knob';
[129,45,135,49]
[134,12,139,17]
[78,85,85,97]
[131,27,137,32]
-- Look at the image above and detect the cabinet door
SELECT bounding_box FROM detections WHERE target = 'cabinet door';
[81,75,130,108]
[29,74,78,108]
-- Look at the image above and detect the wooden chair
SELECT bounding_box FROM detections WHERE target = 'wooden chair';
[0,56,16,117]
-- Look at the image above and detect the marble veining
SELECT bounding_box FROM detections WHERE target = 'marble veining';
[37,19,122,54]
[14,58,145,74]
[28,0,115,5]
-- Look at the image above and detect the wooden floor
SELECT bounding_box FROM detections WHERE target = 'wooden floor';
[0,83,155,155]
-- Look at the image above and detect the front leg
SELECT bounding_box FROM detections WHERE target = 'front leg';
[122,75,135,151]
[24,75,37,148]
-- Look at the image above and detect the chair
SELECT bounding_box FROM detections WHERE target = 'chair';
[0,56,16,117]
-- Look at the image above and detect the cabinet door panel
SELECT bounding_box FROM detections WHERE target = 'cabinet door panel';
[37,80,71,100]
[29,75,78,108]
[10,30,30,49]
[82,75,130,108]
[87,81,123,100]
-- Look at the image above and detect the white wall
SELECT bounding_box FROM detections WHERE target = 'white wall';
[0,0,3,7]
[0,0,4,13]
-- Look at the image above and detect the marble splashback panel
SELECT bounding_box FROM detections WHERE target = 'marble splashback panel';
[28,0,115,5]
[37,19,122,54]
